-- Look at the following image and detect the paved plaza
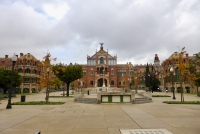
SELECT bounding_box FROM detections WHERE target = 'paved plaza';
[0,91,200,134]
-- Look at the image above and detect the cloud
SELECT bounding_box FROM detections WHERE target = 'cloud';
[0,0,200,65]
[43,2,70,21]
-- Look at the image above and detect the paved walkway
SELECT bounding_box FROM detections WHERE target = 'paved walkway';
[0,91,200,134]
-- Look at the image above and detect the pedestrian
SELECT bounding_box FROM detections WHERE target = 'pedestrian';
[165,87,168,93]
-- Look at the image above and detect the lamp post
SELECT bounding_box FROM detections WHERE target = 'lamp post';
[6,54,17,109]
[45,67,50,102]
[170,67,176,99]
[80,81,83,92]
[78,79,80,92]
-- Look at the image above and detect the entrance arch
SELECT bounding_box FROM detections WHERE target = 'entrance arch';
[98,78,107,87]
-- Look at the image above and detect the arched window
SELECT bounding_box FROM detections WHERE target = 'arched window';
[25,69,30,73]
[100,57,104,64]
[90,81,93,86]
[18,69,23,73]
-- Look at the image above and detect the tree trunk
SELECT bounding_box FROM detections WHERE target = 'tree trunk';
[66,83,70,97]
[197,86,199,96]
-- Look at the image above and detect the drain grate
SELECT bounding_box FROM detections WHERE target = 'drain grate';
[120,129,173,134]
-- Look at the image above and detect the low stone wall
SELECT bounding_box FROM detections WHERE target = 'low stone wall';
[138,92,152,100]
[74,92,84,101]
[97,92,135,104]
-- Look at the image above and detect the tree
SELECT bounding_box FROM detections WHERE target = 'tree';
[151,77,161,91]
[144,64,160,92]
[0,68,22,93]
[52,63,83,96]
[177,47,189,102]
[50,78,63,89]
[145,63,150,88]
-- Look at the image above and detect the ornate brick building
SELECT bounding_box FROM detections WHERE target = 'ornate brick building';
[74,44,141,89]
[162,52,192,93]
[0,53,52,93]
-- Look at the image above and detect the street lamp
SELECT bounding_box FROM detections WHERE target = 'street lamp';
[170,67,176,100]
[78,79,80,92]
[6,54,17,109]
[45,67,50,102]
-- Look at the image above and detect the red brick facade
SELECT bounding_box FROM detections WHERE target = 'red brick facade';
[74,44,135,89]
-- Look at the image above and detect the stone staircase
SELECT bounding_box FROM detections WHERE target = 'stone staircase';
[74,98,97,104]
[135,97,152,104]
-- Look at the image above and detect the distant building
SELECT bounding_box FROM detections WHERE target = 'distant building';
[162,52,192,93]
[0,53,53,93]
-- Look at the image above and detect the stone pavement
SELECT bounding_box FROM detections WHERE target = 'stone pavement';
[0,91,200,134]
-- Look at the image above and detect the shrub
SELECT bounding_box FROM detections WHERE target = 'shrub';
[197,92,200,97]
[50,89,56,92]
[152,95,171,97]
[0,93,16,99]
[0,94,4,99]
[163,101,200,104]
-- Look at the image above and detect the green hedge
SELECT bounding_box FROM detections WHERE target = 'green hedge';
[163,101,200,104]
[197,92,200,97]
[152,95,171,97]
[11,101,65,105]
[0,93,16,99]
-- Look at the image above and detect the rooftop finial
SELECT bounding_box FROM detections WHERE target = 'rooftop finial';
[100,43,104,50]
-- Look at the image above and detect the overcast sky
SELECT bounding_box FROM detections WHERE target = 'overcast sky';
[0,0,200,65]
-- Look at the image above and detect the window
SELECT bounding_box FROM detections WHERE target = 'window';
[118,72,126,76]
[25,69,30,73]
[83,71,86,76]
[129,71,134,76]
[27,61,30,65]
[111,69,114,75]
[24,77,30,83]
[111,80,114,86]
[100,57,104,64]
[32,69,37,74]
[90,68,94,75]
[20,61,23,65]
[119,81,125,86]
[90,81,93,86]
[18,69,23,73]
[32,77,36,83]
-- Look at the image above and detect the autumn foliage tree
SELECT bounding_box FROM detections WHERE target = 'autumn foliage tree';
[177,47,189,102]
[188,52,200,96]
[50,78,63,89]
[52,63,83,96]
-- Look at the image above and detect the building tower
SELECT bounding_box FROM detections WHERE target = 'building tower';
[154,54,160,65]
